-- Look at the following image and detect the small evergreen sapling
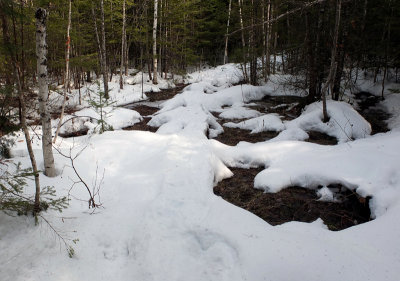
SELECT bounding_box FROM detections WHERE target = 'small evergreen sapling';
[0,162,68,216]
[88,82,115,134]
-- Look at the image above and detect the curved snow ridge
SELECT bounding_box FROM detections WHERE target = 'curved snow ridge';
[285,101,371,143]
[53,107,142,135]
[210,131,400,218]
[149,84,272,137]
[224,113,285,133]
[222,100,371,143]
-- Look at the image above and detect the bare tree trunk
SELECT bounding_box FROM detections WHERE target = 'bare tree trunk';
[2,3,41,213]
[223,0,232,65]
[265,1,271,80]
[100,0,109,98]
[152,0,159,84]
[92,4,102,78]
[322,0,341,122]
[15,67,41,213]
[35,8,56,178]
[54,0,72,143]
[238,0,248,81]
[119,0,126,90]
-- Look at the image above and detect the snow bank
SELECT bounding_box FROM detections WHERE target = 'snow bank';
[284,101,371,143]
[222,101,370,143]
[2,130,400,281]
[380,93,400,131]
[218,104,261,119]
[150,84,271,137]
[224,114,285,133]
[54,107,142,135]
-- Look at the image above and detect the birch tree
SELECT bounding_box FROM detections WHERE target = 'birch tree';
[35,8,56,178]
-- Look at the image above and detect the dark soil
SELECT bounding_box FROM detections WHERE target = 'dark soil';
[354,91,390,134]
[123,117,157,132]
[59,128,89,138]
[214,167,371,231]
[306,131,338,145]
[125,105,159,116]
[214,126,279,145]
[122,105,159,132]
[147,83,187,102]
[251,95,304,117]
[122,86,187,132]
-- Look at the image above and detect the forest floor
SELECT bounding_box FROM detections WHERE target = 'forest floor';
[122,86,384,231]
[2,64,400,281]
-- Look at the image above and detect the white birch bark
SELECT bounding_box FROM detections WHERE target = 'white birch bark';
[35,8,56,177]
[152,0,159,84]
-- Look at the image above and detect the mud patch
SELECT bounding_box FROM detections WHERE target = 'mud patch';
[306,131,338,145]
[147,83,187,102]
[123,117,157,132]
[214,167,371,231]
[354,92,390,134]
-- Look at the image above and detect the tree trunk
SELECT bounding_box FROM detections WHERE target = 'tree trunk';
[265,1,271,79]
[119,0,126,90]
[321,0,341,122]
[223,0,232,64]
[152,0,159,84]
[54,0,72,143]
[238,0,248,82]
[305,12,317,104]
[100,0,109,98]
[35,8,56,178]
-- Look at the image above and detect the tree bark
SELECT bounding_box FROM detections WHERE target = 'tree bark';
[322,0,341,122]
[238,0,248,82]
[35,8,56,178]
[100,0,109,98]
[119,0,126,89]
[223,0,232,64]
[54,0,72,143]
[152,0,159,84]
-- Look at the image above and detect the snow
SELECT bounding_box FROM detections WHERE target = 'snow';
[282,101,371,143]
[380,93,400,132]
[218,104,261,119]
[224,113,285,133]
[1,64,400,281]
[55,107,142,135]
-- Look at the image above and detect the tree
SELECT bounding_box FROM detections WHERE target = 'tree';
[152,0,159,84]
[35,7,56,178]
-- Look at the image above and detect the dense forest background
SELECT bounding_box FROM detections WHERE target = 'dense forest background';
[0,0,399,118]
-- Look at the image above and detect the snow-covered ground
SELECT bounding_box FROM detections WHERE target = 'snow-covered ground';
[1,64,400,281]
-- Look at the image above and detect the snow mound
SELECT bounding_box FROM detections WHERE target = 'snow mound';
[150,84,270,137]
[218,104,261,120]
[284,101,371,143]
[56,107,142,135]
[185,64,243,88]
[224,114,285,133]
[148,105,223,138]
